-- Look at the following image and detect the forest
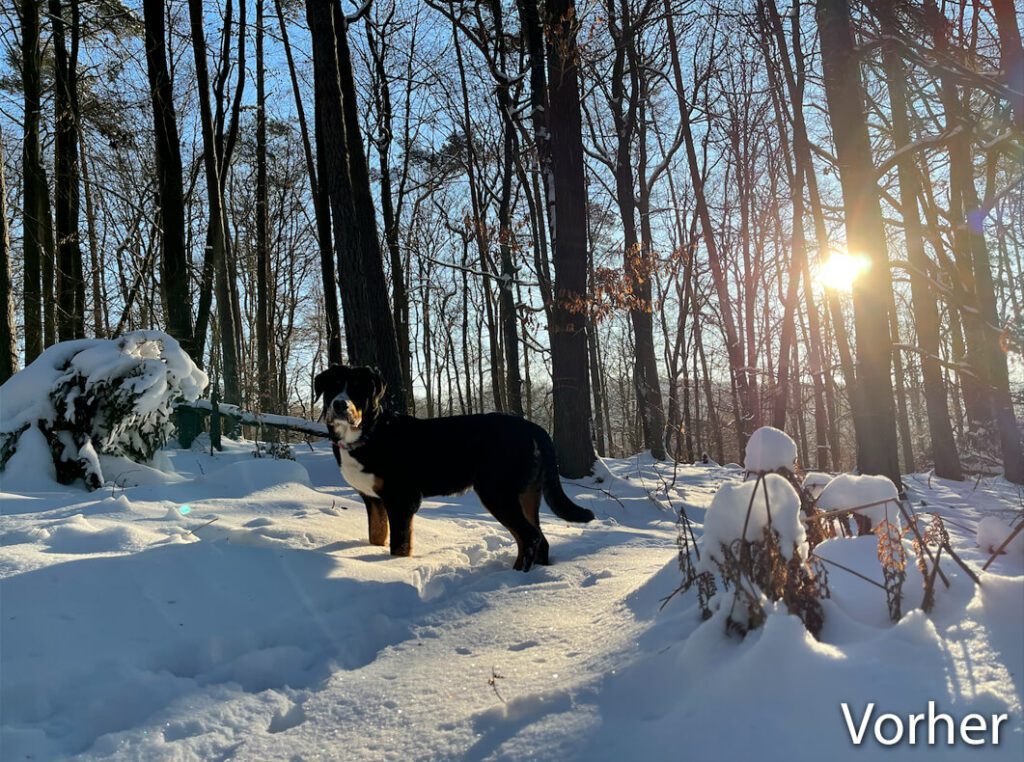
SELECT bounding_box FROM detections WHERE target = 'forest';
[1,0,1022,485]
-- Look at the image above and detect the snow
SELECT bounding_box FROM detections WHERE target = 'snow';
[743,425,798,474]
[817,472,901,529]
[814,536,926,628]
[1,440,1021,760]
[803,470,834,498]
[977,516,1024,557]
[701,473,807,565]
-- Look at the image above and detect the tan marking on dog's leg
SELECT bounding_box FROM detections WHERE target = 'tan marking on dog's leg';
[366,499,389,546]
[519,486,541,525]
[519,484,549,565]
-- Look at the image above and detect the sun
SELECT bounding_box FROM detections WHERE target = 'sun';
[816,250,871,293]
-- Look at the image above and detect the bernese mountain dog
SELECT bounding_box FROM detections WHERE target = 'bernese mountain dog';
[313,364,594,571]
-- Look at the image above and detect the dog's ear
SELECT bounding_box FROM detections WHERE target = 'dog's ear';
[313,364,345,403]
[369,366,387,404]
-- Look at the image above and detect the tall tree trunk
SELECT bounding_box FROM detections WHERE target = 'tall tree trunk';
[664,0,755,452]
[187,0,240,402]
[0,125,16,381]
[928,2,1022,482]
[305,0,407,410]
[49,0,85,340]
[540,0,596,476]
[255,0,273,413]
[488,0,525,416]
[608,0,665,458]
[991,0,1023,130]
[20,0,45,360]
[143,0,196,359]
[816,0,901,487]
[273,0,341,366]
[365,20,411,405]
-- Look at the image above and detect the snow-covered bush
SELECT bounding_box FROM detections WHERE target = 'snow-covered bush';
[743,426,798,478]
[816,473,900,535]
[801,471,833,499]
[0,332,207,489]
[682,473,828,637]
[977,516,1024,559]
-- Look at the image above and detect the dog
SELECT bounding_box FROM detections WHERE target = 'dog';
[313,364,594,571]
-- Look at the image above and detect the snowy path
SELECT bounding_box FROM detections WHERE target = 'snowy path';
[2,442,1021,760]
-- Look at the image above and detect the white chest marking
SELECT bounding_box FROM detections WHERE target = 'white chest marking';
[338,448,380,497]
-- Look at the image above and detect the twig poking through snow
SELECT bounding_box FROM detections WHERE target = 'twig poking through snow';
[488,667,507,704]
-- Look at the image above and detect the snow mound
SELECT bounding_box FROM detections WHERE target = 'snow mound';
[701,474,807,566]
[816,473,900,530]
[976,516,1024,558]
[0,332,207,490]
[802,471,833,499]
[814,536,926,628]
[743,426,797,475]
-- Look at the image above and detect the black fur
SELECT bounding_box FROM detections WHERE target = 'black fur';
[313,364,594,571]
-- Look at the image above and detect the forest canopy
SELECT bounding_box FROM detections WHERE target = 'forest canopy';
[0,0,1021,483]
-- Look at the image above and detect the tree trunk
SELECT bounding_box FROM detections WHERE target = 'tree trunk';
[927,2,1022,482]
[992,0,1023,130]
[0,124,16,381]
[273,0,341,366]
[49,0,85,340]
[187,0,240,402]
[19,0,45,360]
[816,0,901,487]
[488,0,525,416]
[664,0,755,452]
[255,0,273,414]
[143,0,196,359]
[540,0,596,477]
[305,0,407,410]
[365,20,411,405]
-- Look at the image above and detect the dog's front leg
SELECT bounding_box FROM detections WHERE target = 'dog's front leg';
[384,495,420,557]
[362,496,389,546]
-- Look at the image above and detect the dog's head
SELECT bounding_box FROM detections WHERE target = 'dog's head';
[313,364,387,445]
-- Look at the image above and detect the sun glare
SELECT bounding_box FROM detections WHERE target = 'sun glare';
[816,251,871,292]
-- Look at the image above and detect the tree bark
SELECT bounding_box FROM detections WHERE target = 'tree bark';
[0,124,16,381]
[255,0,273,414]
[664,0,756,452]
[19,0,45,360]
[49,0,85,340]
[540,0,596,476]
[305,0,407,410]
[187,0,241,402]
[143,0,196,359]
[816,0,901,487]
[991,0,1023,130]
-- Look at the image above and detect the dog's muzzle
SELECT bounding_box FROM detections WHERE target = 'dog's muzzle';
[330,399,361,428]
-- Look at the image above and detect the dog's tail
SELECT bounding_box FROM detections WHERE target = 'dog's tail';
[532,425,595,523]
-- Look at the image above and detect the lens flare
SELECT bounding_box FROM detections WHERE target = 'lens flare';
[179,504,191,515]
[816,251,871,293]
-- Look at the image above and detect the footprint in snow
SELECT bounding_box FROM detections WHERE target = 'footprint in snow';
[581,570,614,587]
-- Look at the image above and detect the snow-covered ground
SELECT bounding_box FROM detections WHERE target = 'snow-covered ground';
[1,439,1021,760]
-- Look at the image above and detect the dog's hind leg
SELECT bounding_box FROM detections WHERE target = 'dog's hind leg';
[478,489,544,572]
[519,485,550,565]
[362,496,389,546]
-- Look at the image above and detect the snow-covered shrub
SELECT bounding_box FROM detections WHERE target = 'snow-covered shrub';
[743,426,798,478]
[0,332,207,490]
[684,473,828,637]
[816,473,900,535]
[801,471,833,499]
[977,516,1024,559]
